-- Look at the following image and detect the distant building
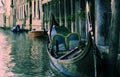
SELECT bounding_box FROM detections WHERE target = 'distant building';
[14,0,43,31]
[3,0,86,36]
[2,0,44,31]
[4,0,11,27]
[0,2,4,27]
[0,0,13,28]
[0,13,4,27]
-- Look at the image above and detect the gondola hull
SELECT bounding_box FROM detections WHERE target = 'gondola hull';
[28,30,47,37]
[47,33,94,77]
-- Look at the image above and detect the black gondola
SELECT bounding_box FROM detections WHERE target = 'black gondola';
[47,14,93,77]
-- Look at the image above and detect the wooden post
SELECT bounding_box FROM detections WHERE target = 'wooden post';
[70,0,74,32]
[64,0,67,27]
[59,0,61,26]
[95,0,111,46]
[80,0,86,40]
[108,0,120,77]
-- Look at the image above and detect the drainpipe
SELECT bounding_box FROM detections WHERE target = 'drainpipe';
[29,0,32,31]
[10,0,16,27]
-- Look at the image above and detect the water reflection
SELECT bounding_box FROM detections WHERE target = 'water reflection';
[10,33,50,77]
[0,29,14,77]
[0,29,92,77]
[0,29,56,77]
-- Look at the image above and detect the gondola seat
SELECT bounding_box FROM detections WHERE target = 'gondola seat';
[51,34,67,57]
[66,32,81,50]
[50,32,81,57]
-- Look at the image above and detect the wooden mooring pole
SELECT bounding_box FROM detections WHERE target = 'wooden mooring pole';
[108,0,120,77]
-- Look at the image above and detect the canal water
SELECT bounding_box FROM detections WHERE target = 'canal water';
[0,29,63,77]
[0,29,96,77]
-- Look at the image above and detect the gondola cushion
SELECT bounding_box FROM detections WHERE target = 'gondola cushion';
[51,34,67,52]
[66,33,81,50]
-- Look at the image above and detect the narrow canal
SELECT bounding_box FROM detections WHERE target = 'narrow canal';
[0,29,63,77]
[0,29,96,77]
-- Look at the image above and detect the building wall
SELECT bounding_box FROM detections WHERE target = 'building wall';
[42,0,86,39]
[15,0,42,30]
[4,0,11,27]
[0,13,4,27]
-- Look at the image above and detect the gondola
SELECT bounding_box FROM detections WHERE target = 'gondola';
[47,15,93,77]
[11,25,21,32]
[11,25,29,33]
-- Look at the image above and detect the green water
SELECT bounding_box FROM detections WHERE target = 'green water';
[0,29,96,77]
[0,29,59,77]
